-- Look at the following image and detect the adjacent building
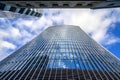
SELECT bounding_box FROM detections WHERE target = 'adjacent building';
[0,2,42,18]
[0,25,120,80]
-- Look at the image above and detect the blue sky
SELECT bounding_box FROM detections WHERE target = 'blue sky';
[0,8,120,61]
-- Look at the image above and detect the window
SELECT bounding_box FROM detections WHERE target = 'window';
[9,7,16,12]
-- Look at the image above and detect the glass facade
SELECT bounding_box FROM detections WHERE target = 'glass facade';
[0,25,120,80]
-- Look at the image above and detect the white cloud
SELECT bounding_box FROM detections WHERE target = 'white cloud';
[29,15,53,31]
[8,27,21,38]
[0,27,21,40]
[12,15,54,32]
[0,50,9,61]
[58,9,112,42]
[0,29,9,39]
[0,8,120,61]
[46,9,120,44]
[105,36,120,45]
[0,40,16,61]
[0,40,16,49]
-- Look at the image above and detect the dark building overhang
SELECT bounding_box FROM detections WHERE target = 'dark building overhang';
[0,0,120,9]
[0,0,119,17]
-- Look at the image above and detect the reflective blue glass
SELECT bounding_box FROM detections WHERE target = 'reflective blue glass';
[0,25,120,80]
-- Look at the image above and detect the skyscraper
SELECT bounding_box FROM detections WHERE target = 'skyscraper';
[0,25,120,80]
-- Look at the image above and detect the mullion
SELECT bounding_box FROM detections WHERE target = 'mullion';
[42,40,54,80]
[20,40,46,76]
[83,43,102,80]
[90,48,114,79]
[76,42,88,80]
[70,41,76,80]
[54,40,60,80]
[0,48,27,73]
[82,47,92,79]
[102,51,120,76]
[11,40,45,79]
[93,48,120,79]
[13,40,47,80]
[73,42,81,80]
[82,41,100,79]
[0,53,26,79]
[2,40,43,80]
[35,40,53,80]
[87,47,110,79]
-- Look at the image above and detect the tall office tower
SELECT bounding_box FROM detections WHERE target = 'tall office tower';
[0,25,120,80]
[0,3,42,18]
[1,0,120,9]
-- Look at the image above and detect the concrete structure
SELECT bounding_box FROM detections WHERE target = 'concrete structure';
[0,0,120,17]
[0,25,120,80]
[1,0,120,9]
[0,2,42,18]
